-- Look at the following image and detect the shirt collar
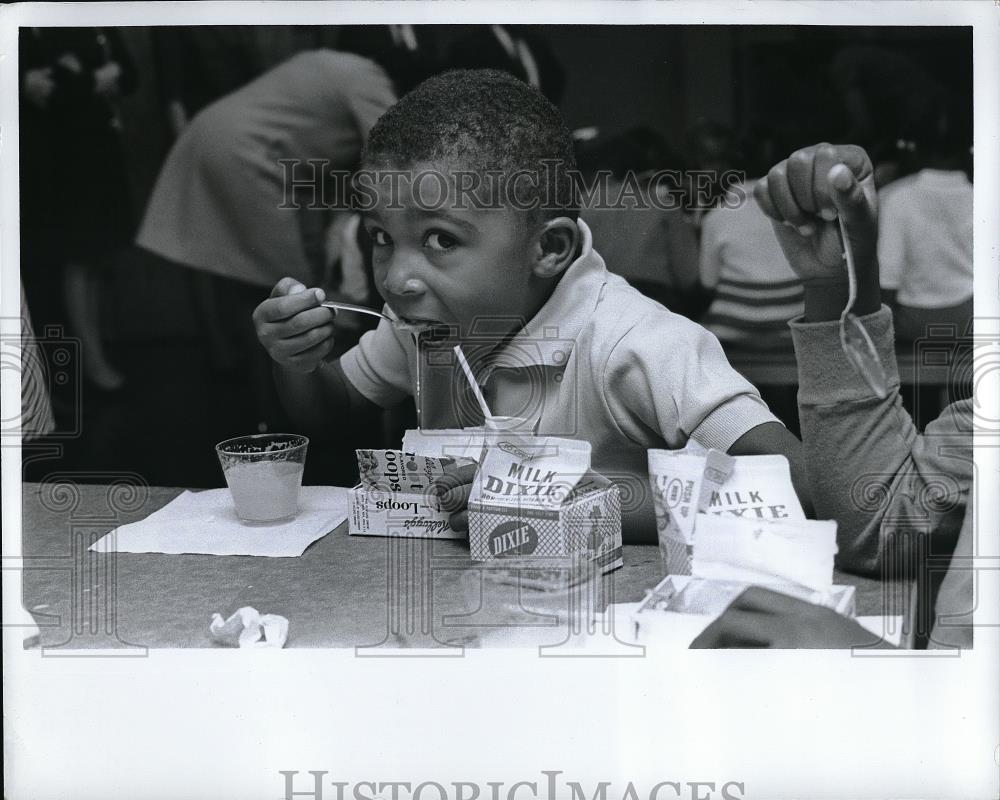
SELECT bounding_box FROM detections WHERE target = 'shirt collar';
[487,218,608,369]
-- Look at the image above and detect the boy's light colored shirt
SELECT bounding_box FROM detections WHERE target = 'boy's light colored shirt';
[340,220,778,541]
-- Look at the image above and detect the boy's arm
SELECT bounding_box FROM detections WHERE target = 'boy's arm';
[603,309,786,462]
[754,143,971,576]
[254,278,404,442]
[272,358,381,440]
[791,309,971,577]
[691,586,894,649]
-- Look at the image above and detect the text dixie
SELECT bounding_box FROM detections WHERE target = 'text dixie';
[482,462,561,498]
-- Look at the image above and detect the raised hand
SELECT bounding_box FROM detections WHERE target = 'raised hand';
[754,143,878,286]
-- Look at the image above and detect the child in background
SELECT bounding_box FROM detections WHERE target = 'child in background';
[254,70,809,542]
[698,132,804,350]
[877,132,973,342]
[698,183,805,349]
[580,127,701,316]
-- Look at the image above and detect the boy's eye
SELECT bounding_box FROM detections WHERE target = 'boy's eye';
[425,231,458,251]
[370,229,391,247]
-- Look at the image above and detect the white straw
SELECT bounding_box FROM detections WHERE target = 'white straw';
[453,345,494,420]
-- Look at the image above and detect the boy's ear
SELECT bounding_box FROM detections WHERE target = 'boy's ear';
[532,217,580,279]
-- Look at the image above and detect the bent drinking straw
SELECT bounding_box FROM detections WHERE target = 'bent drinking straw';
[454,345,494,421]
[837,213,889,399]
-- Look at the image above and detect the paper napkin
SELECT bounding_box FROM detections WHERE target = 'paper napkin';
[89,487,349,557]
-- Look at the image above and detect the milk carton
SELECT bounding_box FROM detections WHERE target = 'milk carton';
[648,448,806,576]
[648,445,734,576]
[468,435,623,574]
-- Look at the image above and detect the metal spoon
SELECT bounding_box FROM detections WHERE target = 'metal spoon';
[837,215,889,399]
[320,301,391,322]
[320,301,442,420]
[322,300,454,342]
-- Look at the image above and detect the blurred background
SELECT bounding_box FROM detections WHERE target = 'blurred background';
[18,24,973,489]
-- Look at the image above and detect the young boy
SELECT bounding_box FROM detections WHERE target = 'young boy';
[253,69,807,542]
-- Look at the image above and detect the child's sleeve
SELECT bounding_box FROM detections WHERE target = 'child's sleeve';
[339,319,413,408]
[603,310,779,451]
[791,307,972,577]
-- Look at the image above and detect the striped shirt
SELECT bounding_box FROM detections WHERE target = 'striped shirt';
[699,181,804,347]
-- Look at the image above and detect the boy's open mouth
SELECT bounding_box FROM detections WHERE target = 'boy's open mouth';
[386,306,442,328]
[397,315,443,328]
[386,309,454,339]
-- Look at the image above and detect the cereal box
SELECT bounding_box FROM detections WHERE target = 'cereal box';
[347,448,471,539]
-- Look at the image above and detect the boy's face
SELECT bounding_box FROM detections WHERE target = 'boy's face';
[361,162,551,341]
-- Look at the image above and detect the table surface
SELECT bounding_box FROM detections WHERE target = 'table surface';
[20,482,909,650]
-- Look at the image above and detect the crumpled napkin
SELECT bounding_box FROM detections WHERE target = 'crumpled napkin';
[209,606,289,648]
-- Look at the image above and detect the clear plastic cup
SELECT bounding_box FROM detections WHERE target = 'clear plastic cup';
[215,433,308,522]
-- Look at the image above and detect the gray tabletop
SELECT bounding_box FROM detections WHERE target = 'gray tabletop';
[20,482,908,650]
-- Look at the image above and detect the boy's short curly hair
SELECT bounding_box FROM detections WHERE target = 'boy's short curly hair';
[361,69,579,221]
